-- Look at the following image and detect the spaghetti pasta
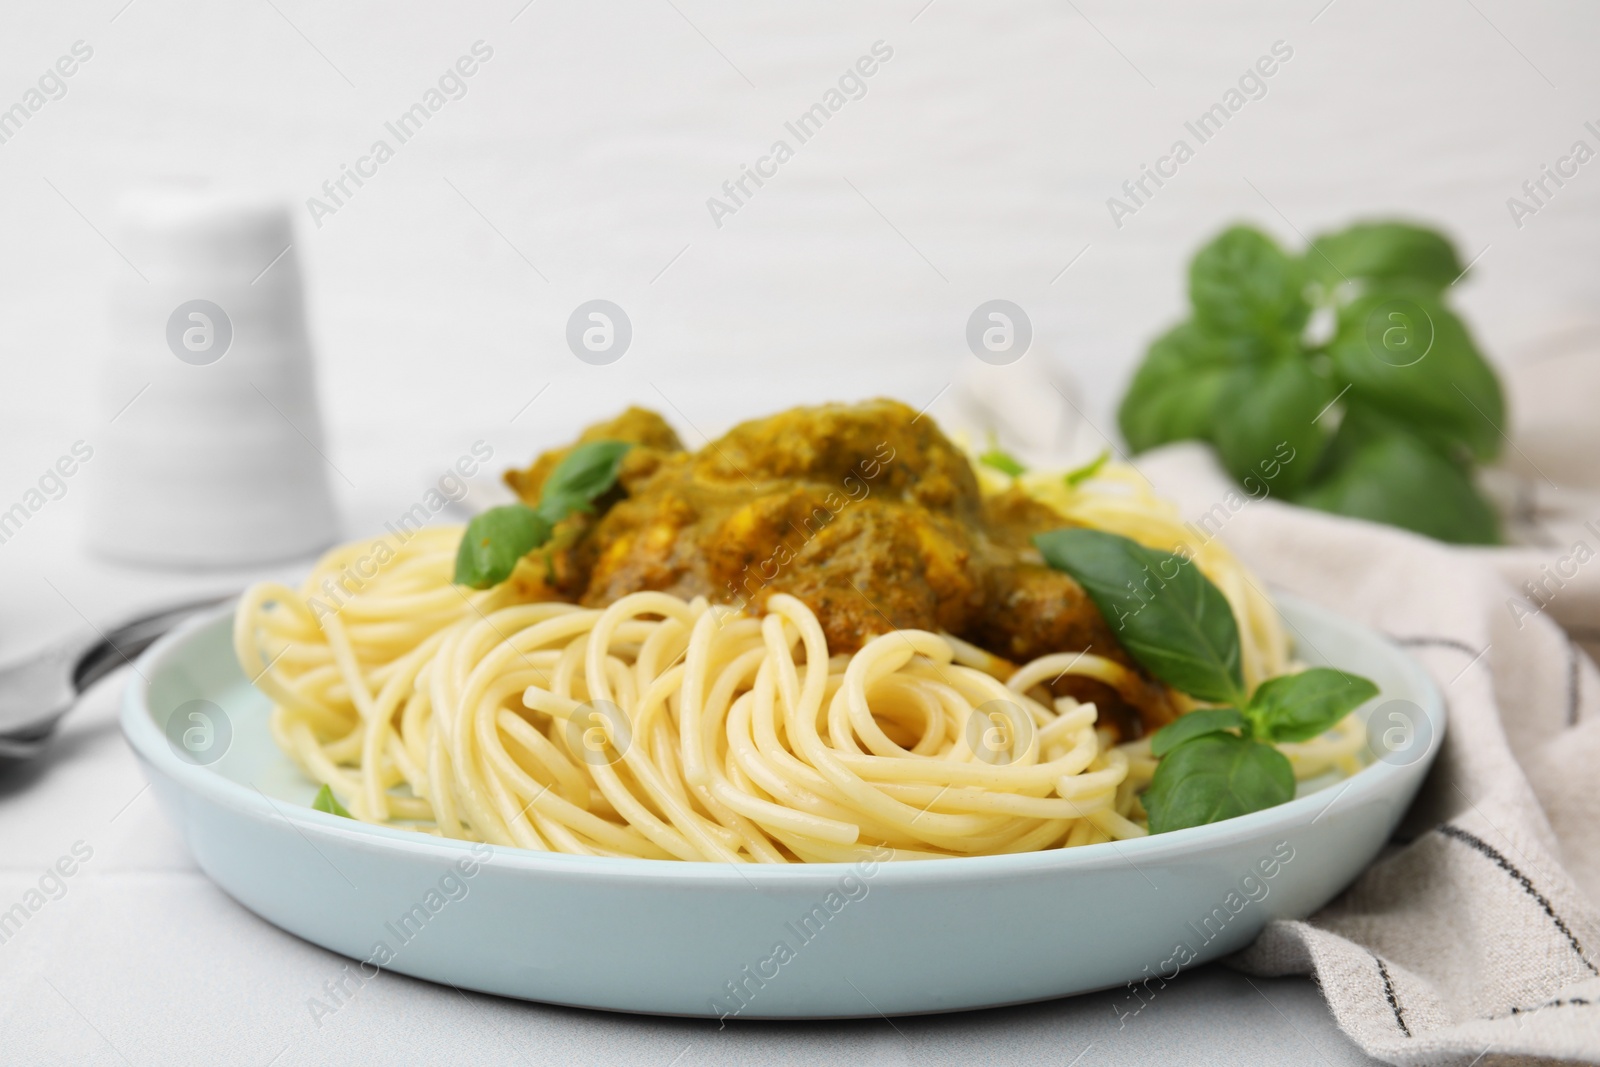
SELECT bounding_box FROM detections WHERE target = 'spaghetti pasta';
[232,460,1358,862]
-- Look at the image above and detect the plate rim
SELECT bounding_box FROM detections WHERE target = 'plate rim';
[120,591,1445,886]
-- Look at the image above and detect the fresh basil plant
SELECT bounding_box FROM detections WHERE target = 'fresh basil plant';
[1117,221,1503,544]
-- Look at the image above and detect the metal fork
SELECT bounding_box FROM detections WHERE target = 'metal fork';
[0,595,234,760]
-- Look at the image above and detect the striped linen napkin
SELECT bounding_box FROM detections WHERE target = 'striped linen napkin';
[1134,441,1600,1066]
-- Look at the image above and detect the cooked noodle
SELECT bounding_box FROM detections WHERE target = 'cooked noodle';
[973,456,1292,691]
[232,463,1363,862]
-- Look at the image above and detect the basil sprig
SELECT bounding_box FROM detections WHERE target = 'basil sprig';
[1034,528,1377,833]
[1140,733,1294,832]
[312,784,353,818]
[532,439,634,521]
[1062,449,1110,488]
[978,447,1026,478]
[453,505,553,591]
[453,440,632,589]
[977,434,1027,478]
[1037,528,1245,705]
[1149,707,1245,757]
[1117,220,1503,544]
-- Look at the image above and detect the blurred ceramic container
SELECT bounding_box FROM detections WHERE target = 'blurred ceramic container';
[88,185,339,568]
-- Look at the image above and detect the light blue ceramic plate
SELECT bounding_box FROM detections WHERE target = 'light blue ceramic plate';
[121,594,1441,1019]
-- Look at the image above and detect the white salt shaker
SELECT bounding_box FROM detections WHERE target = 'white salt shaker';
[88,186,339,567]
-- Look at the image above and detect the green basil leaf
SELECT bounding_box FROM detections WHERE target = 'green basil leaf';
[1150,707,1247,757]
[311,784,353,819]
[454,439,630,591]
[1033,528,1246,706]
[535,440,633,523]
[979,447,1026,477]
[454,503,553,589]
[1142,733,1295,833]
[1063,449,1111,487]
[1244,667,1379,743]
[1328,291,1504,462]
[1210,346,1331,498]
[1189,225,1309,337]
[1294,412,1499,545]
[1306,221,1463,292]
[1305,400,1437,474]
[1118,322,1260,454]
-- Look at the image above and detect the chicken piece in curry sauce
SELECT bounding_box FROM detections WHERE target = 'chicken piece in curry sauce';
[503,400,1176,738]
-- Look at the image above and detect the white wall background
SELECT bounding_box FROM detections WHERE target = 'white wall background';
[0,0,1597,606]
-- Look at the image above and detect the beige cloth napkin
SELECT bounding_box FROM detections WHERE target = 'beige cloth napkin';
[1132,442,1600,1067]
[944,348,1600,1064]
